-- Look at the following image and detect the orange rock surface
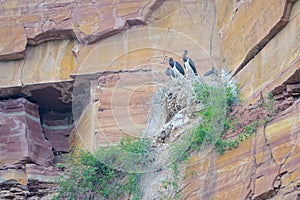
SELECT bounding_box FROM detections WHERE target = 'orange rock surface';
[181,100,300,199]
[0,0,164,60]
[216,0,296,75]
[0,0,299,199]
[178,0,300,199]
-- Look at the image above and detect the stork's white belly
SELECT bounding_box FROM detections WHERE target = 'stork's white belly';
[173,67,181,77]
[184,62,194,76]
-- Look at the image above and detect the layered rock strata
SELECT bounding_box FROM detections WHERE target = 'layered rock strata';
[0,0,299,199]
[42,114,74,153]
[0,98,65,199]
[177,0,300,199]
[0,164,59,200]
[0,98,54,168]
[181,98,300,199]
[0,0,164,60]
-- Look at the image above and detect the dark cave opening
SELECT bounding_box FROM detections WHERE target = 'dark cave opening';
[0,81,75,155]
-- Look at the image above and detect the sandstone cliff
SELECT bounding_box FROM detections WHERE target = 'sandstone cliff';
[0,0,299,199]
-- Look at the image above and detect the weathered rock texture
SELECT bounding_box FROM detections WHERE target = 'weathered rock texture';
[0,40,76,88]
[0,98,66,199]
[95,70,163,144]
[217,0,297,75]
[181,99,300,199]
[70,0,220,148]
[0,98,54,168]
[0,0,299,199]
[42,113,74,152]
[0,164,59,199]
[217,0,300,103]
[0,0,164,60]
[177,0,300,199]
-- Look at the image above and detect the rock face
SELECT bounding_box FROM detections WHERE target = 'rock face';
[180,99,300,199]
[0,164,59,199]
[95,70,166,144]
[217,0,296,75]
[217,0,300,103]
[0,0,299,199]
[0,40,76,88]
[176,0,300,199]
[42,114,74,152]
[0,0,164,60]
[0,98,64,199]
[70,0,220,148]
[0,98,54,168]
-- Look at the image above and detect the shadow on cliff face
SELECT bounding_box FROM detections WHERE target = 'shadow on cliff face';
[0,81,76,154]
[272,68,300,111]
[0,81,73,115]
[0,82,77,199]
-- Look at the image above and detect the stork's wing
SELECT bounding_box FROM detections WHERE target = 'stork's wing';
[176,62,185,75]
[189,58,196,68]
[189,59,197,74]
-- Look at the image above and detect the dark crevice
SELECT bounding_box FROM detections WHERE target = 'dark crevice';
[272,68,300,96]
[233,0,297,77]
[247,130,259,199]
[253,189,276,200]
[262,125,277,164]
[0,81,76,163]
[70,68,152,79]
[0,81,74,115]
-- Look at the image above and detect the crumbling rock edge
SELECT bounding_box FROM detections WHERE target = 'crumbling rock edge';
[233,0,297,76]
[0,0,165,61]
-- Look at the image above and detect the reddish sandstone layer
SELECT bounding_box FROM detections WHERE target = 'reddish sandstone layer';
[43,114,74,152]
[0,0,164,60]
[0,98,54,167]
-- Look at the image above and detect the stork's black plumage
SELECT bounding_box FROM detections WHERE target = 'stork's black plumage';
[182,50,197,76]
[169,57,185,77]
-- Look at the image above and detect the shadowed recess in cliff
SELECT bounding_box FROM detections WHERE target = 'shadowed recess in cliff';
[0,81,75,153]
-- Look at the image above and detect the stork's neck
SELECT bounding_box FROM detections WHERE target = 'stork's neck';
[183,52,188,61]
[169,60,174,67]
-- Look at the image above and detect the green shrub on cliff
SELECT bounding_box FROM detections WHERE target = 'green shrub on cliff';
[53,137,148,200]
[191,77,240,154]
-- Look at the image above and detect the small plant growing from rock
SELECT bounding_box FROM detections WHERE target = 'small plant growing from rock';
[261,92,277,116]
